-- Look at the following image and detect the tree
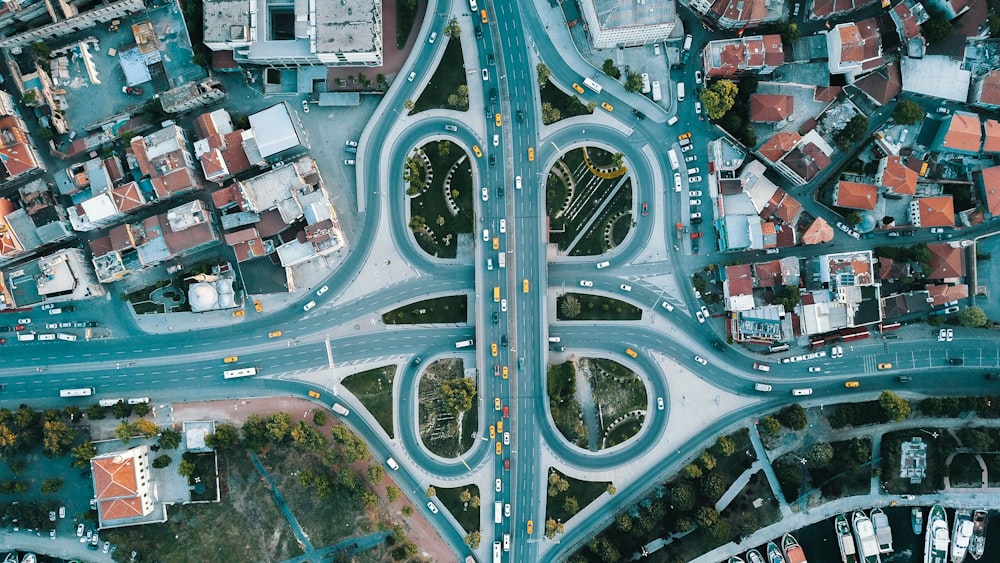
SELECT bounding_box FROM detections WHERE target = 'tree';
[834,115,869,151]
[361,491,379,507]
[470,494,480,508]
[699,451,717,471]
[738,514,760,538]
[71,441,97,468]
[560,296,582,318]
[290,421,326,451]
[623,71,644,93]
[893,100,923,125]
[464,530,481,548]
[700,79,738,120]
[37,127,54,141]
[675,518,694,533]
[879,391,911,422]
[963,429,993,452]
[716,435,736,456]
[241,414,269,452]
[178,458,196,478]
[695,506,720,528]
[541,101,561,124]
[266,412,292,443]
[403,99,415,111]
[313,410,328,427]
[547,472,569,496]
[41,478,63,494]
[545,518,565,538]
[706,519,732,543]
[42,420,74,456]
[444,17,461,39]
[778,404,808,430]
[111,400,132,420]
[205,423,239,451]
[759,415,781,435]
[134,402,152,417]
[683,463,703,479]
[85,404,106,420]
[807,442,835,466]
[536,63,551,87]
[368,463,385,484]
[606,484,617,495]
[701,472,727,499]
[30,41,52,60]
[159,428,182,449]
[601,59,620,80]
[152,454,172,469]
[426,485,436,497]
[778,22,800,43]
[670,482,696,511]
[459,489,472,503]
[959,306,988,327]
[774,285,801,312]
[922,10,953,43]
[134,418,159,439]
[115,422,135,444]
[564,496,579,515]
[440,377,477,414]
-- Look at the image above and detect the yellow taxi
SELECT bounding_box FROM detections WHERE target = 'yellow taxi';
[492,237,500,250]
[491,343,498,357]
[572,83,585,94]
[878,363,892,370]
[502,366,509,379]
[268,330,283,338]
[494,397,501,410]
[496,441,502,455]
[527,147,535,161]
[473,145,483,158]
[844,381,860,388]
[527,520,534,535]
[495,113,502,127]
[497,421,503,433]
[232,309,245,317]
[490,425,496,439]
[254,300,262,313]
[678,132,692,141]
[308,390,320,398]
[522,279,529,293]
[224,356,238,363]
[626,348,638,358]
[601,101,613,112]
[480,8,488,23]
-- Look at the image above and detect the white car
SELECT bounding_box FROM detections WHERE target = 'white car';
[45,323,58,329]
[17,318,30,324]
[345,140,358,148]
[689,190,702,197]
[499,219,506,233]
[487,259,493,271]
[103,542,110,554]
[681,144,694,152]
[316,285,329,296]
[930,227,944,234]
[483,229,490,241]
[695,70,703,84]
[662,301,674,311]
[427,501,439,514]
[482,69,490,81]
[503,431,510,445]
[482,187,489,201]
[696,311,705,323]
[493,134,499,147]
[505,503,511,517]
[832,345,843,358]
[808,366,822,373]
[620,284,632,292]
[344,159,355,165]
[515,176,522,190]
[695,102,702,115]
[701,305,710,318]
[407,71,416,82]
[690,212,702,219]
[938,329,947,342]
[685,155,698,162]
[673,172,683,192]
[301,100,309,113]
[429,31,438,43]
[77,524,84,537]
[689,176,703,183]
[41,303,55,310]
[303,301,316,312]
[597,261,610,269]
[500,299,507,312]
[947,328,954,342]
[657,397,664,410]
[689,199,701,206]
[579,280,594,287]
[495,479,502,492]
[694,355,708,366]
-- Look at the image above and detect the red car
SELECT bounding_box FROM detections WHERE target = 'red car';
[690,232,702,239]
[641,202,648,216]
[503,406,509,418]
[504,459,510,470]
[13,325,25,331]
[0,338,6,344]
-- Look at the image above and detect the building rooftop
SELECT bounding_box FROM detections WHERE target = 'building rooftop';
[835,180,879,210]
[927,243,966,279]
[917,196,955,227]
[750,94,794,122]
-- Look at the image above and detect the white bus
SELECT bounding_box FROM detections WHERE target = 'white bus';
[223,367,258,379]
[493,542,502,563]
[60,387,94,398]
[667,149,680,171]
[498,253,506,269]
[494,501,502,524]
[583,77,603,93]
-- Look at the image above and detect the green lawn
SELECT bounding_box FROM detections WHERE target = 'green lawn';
[538,78,594,124]
[544,467,609,524]
[383,295,468,324]
[185,451,219,502]
[720,471,781,538]
[557,293,642,321]
[342,365,396,438]
[413,38,468,113]
[948,453,983,486]
[408,141,475,258]
[547,361,587,448]
[435,484,481,533]
[589,358,646,448]
[396,0,420,48]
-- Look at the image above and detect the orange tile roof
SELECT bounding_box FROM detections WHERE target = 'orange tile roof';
[919,196,955,227]
[750,94,794,122]
[927,243,965,279]
[92,453,140,501]
[112,182,145,213]
[758,132,801,163]
[99,496,145,521]
[925,283,968,306]
[941,112,982,153]
[836,180,878,210]
[981,165,1000,216]
[879,156,917,195]
[839,24,864,63]
[801,216,835,245]
[983,119,1000,153]
[976,70,1000,106]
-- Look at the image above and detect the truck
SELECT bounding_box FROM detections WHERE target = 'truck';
[494,501,502,524]
[677,82,685,102]
[683,34,693,51]
[651,80,662,102]
[498,253,505,269]
[332,403,350,416]
[583,77,603,93]
[455,339,475,348]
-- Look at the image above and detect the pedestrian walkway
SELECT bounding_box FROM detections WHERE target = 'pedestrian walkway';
[748,422,793,518]
[280,530,391,563]
[249,452,314,552]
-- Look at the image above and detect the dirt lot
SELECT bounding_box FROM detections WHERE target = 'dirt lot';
[103,397,455,563]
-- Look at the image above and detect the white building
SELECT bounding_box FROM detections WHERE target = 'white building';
[578,0,678,49]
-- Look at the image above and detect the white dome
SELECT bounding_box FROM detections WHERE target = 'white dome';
[188,283,219,312]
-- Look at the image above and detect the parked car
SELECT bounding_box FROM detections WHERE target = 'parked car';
[689,199,701,206]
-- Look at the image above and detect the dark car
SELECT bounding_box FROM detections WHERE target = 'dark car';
[947,358,964,365]
[475,26,482,38]
[74,322,86,328]
[986,372,1000,380]
[489,154,496,167]
[896,375,911,383]
[492,312,499,324]
[412,357,422,366]
[501,334,508,348]
[63,305,75,312]
[0,326,9,332]
[711,339,726,351]
[691,217,703,225]
[517,110,524,123]
[497,186,504,198]
[85,321,100,327]
[901,230,915,236]
[632,109,645,119]
[489,88,497,103]
[487,54,495,66]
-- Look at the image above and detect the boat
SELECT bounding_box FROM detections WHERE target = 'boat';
[729,557,747,563]
[913,507,925,535]
[852,510,882,563]
[968,510,987,560]
[767,541,787,563]
[747,549,766,563]
[871,507,894,554]
[3,553,16,563]
[925,503,950,563]
[782,533,808,563]
[951,509,973,563]
[837,513,860,563]
[19,554,36,563]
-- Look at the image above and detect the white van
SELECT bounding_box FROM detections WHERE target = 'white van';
[503,533,511,552]
[16,333,35,342]
[677,83,685,102]
[548,337,561,343]
[667,115,678,126]
[386,457,399,470]
[753,363,770,372]
[56,333,77,341]
[792,388,813,396]
[754,383,773,392]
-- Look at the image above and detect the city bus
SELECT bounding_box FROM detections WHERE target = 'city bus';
[60,387,94,398]
[582,77,603,93]
[667,149,680,171]
[223,367,259,379]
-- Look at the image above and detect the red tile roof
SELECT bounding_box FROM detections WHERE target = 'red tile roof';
[801,216,835,245]
[925,283,968,306]
[879,156,917,195]
[979,165,1000,216]
[753,260,781,287]
[0,197,21,256]
[976,69,1000,106]
[750,94,794,122]
[983,119,1000,153]
[773,192,803,224]
[112,181,146,213]
[892,2,922,40]
[918,196,955,227]
[854,63,901,105]
[0,116,39,178]
[838,24,865,64]
[92,452,143,520]
[940,112,982,153]
[813,85,843,102]
[725,264,754,296]
[781,142,831,183]
[758,132,801,163]
[927,243,965,279]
